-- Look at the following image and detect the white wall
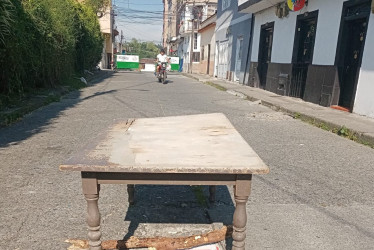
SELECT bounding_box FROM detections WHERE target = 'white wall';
[251,0,343,65]
[238,0,246,6]
[142,64,156,72]
[250,0,374,118]
[311,0,342,65]
[353,13,374,118]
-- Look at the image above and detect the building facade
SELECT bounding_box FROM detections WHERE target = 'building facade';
[163,0,182,55]
[240,0,374,118]
[97,1,115,69]
[215,0,252,83]
[162,0,170,49]
[199,14,217,76]
[169,0,217,73]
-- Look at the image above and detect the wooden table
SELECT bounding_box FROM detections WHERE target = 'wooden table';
[60,113,269,250]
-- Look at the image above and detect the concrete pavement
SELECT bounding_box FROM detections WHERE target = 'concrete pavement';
[185,73,374,148]
[1,72,374,250]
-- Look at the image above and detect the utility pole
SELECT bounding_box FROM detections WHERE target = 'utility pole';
[189,2,195,73]
[120,30,123,53]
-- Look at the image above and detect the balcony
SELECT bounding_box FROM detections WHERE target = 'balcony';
[238,0,285,13]
[179,21,199,36]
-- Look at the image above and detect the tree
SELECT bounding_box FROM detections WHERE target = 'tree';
[123,39,162,59]
[0,0,104,96]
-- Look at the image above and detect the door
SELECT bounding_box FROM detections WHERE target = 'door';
[258,23,274,89]
[214,41,219,77]
[234,37,243,82]
[336,0,370,110]
[218,41,229,79]
[290,12,318,98]
[107,53,112,69]
[207,44,211,75]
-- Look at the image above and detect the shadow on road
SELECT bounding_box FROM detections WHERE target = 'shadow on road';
[0,73,115,148]
[81,90,117,101]
[122,185,235,249]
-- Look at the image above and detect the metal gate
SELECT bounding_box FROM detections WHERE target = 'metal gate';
[234,38,243,82]
[217,41,229,79]
[290,63,308,98]
[290,11,317,98]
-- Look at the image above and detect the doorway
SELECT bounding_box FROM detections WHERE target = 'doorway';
[258,22,274,89]
[290,11,318,98]
[335,0,371,110]
[218,41,229,79]
[214,41,219,77]
[234,37,244,82]
[207,44,211,75]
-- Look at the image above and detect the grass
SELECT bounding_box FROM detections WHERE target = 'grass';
[192,186,208,207]
[204,81,227,91]
[293,112,374,149]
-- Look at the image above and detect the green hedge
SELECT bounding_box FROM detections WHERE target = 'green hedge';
[0,0,104,95]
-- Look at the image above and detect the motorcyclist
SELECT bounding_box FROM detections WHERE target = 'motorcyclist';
[155,49,170,76]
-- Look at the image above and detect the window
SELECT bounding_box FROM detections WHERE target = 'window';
[194,33,198,50]
[222,0,230,11]
[193,52,200,62]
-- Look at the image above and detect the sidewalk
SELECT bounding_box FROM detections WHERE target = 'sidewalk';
[185,73,374,148]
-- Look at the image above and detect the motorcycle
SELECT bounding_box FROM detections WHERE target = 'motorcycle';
[157,62,167,83]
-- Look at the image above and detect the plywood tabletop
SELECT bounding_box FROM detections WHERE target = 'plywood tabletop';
[60,113,269,174]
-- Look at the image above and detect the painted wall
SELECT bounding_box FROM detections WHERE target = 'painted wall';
[353,13,374,118]
[249,0,374,118]
[200,24,216,75]
[98,4,113,69]
[216,0,252,82]
[178,33,201,73]
[141,64,156,72]
[251,0,343,65]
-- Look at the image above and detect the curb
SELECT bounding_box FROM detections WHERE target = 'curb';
[182,73,374,149]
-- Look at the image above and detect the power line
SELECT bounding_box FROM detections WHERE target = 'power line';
[117,0,163,5]
[114,0,164,42]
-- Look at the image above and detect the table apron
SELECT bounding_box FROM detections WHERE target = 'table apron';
[87,172,241,185]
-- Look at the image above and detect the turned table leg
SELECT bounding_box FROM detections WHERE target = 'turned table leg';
[82,172,102,250]
[127,184,135,205]
[232,175,252,250]
[209,186,216,203]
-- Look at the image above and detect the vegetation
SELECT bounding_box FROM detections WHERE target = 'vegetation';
[204,81,227,91]
[0,0,105,107]
[293,113,374,148]
[123,38,163,59]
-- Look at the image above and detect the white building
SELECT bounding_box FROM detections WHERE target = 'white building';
[176,1,217,73]
[239,0,374,118]
[214,0,252,83]
[98,1,116,69]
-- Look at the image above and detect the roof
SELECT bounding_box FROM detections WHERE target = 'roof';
[199,13,217,33]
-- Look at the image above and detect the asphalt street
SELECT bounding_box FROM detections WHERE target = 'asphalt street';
[0,72,373,250]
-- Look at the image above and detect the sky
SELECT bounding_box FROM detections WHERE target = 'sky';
[113,0,164,44]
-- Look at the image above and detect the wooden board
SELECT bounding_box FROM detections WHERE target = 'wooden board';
[60,113,269,174]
